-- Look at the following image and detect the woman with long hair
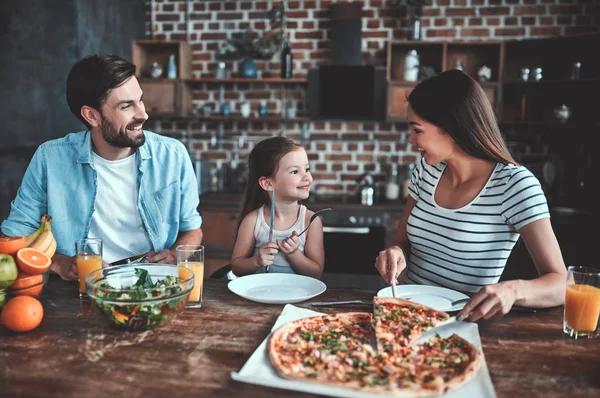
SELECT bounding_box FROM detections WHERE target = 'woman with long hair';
[375,70,566,321]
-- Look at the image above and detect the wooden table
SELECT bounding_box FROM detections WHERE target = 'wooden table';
[1,275,598,398]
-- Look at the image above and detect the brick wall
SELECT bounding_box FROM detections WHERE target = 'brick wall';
[144,0,599,196]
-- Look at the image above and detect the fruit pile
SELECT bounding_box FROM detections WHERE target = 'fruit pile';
[0,214,54,332]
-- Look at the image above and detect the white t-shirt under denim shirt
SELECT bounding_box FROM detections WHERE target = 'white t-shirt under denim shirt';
[88,152,153,264]
[252,204,307,274]
[404,159,550,294]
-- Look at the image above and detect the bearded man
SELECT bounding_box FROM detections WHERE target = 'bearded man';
[1,55,202,280]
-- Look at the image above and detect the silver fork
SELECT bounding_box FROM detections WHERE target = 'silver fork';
[297,208,332,237]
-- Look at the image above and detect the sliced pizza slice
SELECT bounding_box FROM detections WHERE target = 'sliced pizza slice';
[268,312,378,386]
[373,297,451,354]
[405,333,482,395]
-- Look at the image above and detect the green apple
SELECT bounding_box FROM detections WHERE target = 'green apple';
[0,253,18,289]
[0,289,6,308]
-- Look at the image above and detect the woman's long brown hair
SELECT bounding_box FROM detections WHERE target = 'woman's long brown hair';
[238,136,303,228]
[407,69,517,165]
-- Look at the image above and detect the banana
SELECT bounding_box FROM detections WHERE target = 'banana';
[44,238,57,258]
[24,214,52,247]
[24,225,43,247]
[30,231,54,253]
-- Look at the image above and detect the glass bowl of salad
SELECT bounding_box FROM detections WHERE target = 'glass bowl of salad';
[86,263,194,330]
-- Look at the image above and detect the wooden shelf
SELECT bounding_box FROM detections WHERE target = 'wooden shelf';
[199,115,310,122]
[503,79,599,85]
[186,77,308,84]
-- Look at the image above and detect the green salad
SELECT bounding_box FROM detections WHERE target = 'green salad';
[92,268,188,329]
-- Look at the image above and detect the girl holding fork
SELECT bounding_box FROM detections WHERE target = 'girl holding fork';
[230,136,324,277]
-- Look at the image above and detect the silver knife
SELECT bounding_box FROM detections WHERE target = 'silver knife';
[266,189,275,273]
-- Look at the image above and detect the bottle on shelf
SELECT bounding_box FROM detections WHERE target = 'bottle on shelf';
[280,39,293,79]
[167,54,177,79]
[385,163,400,201]
[401,163,416,202]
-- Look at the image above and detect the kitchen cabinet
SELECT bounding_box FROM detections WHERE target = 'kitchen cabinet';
[386,33,600,124]
[200,207,240,278]
[132,40,192,116]
[386,40,502,122]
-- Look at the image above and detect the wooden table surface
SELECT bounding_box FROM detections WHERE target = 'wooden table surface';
[1,275,598,398]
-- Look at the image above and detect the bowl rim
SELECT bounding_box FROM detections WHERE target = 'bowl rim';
[85,263,194,302]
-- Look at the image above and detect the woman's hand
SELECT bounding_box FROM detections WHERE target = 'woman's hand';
[458,281,519,322]
[375,245,407,284]
[277,231,300,256]
[256,242,279,268]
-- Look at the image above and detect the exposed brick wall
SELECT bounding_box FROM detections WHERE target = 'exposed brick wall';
[144,0,599,196]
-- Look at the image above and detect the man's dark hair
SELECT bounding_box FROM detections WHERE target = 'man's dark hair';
[66,55,137,128]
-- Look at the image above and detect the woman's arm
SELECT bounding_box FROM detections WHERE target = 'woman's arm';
[375,196,416,283]
[286,216,324,278]
[460,218,567,321]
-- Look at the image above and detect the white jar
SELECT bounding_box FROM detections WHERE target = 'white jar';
[404,50,419,82]
[240,102,251,117]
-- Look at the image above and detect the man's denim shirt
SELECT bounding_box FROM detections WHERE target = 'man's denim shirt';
[1,130,202,256]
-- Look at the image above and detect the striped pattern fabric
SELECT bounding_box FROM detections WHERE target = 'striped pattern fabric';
[405,159,549,294]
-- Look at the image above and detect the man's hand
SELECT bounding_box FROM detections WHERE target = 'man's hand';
[50,254,78,281]
[145,249,176,264]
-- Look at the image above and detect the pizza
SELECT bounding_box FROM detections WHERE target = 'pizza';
[373,297,451,353]
[267,298,482,397]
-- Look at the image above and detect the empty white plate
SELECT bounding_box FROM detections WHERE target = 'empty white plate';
[377,284,470,312]
[228,274,327,304]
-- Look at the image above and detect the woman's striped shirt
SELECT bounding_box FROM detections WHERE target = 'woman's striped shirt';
[405,158,549,294]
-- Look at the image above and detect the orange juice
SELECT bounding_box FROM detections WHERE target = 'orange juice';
[565,284,600,332]
[184,261,204,303]
[77,254,102,294]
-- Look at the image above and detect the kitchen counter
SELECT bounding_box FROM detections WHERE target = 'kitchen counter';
[1,275,598,397]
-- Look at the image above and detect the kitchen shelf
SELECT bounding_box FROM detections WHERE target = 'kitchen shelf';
[198,115,310,123]
[186,77,308,84]
[503,79,599,85]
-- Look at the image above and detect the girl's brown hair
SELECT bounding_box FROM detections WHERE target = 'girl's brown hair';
[408,69,517,165]
[238,136,303,227]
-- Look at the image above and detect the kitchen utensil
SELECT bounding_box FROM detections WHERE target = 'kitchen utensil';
[391,280,397,298]
[267,189,275,273]
[228,274,326,304]
[311,300,370,306]
[297,208,332,237]
[109,253,147,266]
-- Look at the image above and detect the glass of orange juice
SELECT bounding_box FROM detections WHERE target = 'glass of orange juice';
[564,266,600,339]
[176,244,204,308]
[75,238,103,298]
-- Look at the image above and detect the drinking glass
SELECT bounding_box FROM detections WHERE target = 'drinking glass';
[176,245,204,308]
[564,266,600,339]
[75,238,103,298]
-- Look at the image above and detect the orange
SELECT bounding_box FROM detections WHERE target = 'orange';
[15,248,51,275]
[0,236,26,255]
[9,272,44,297]
[1,295,44,332]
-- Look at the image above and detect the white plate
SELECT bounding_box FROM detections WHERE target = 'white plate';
[228,274,327,304]
[377,284,470,312]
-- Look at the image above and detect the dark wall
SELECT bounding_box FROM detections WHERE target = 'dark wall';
[0,0,145,221]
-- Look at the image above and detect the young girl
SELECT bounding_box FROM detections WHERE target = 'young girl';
[230,136,324,278]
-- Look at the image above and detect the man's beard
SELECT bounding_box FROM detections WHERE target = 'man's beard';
[100,112,146,148]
